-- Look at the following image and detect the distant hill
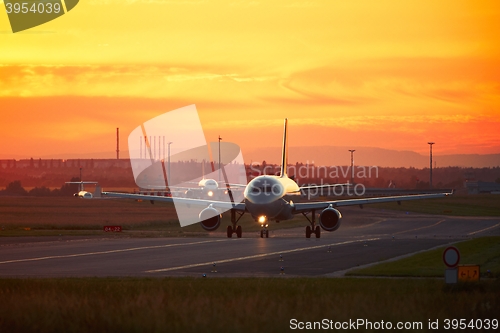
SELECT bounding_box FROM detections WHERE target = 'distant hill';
[243,146,500,168]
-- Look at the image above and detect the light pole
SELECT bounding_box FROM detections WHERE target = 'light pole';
[218,135,222,181]
[428,142,434,189]
[79,167,83,191]
[348,149,355,184]
[167,142,173,185]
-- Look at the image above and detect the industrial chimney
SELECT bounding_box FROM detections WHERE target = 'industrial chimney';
[116,128,119,159]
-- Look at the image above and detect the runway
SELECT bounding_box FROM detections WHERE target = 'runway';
[1,208,499,278]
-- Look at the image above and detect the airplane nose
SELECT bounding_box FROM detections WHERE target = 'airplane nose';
[245,200,285,220]
[245,191,279,205]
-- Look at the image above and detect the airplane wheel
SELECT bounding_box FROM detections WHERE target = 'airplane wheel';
[227,226,233,238]
[236,225,242,238]
[260,230,264,238]
[265,230,269,238]
[315,226,321,238]
[305,226,311,238]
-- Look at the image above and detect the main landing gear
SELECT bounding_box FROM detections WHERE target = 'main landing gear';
[226,209,245,238]
[302,210,320,238]
[227,225,242,238]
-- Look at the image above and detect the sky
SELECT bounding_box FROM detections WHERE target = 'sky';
[1,0,499,162]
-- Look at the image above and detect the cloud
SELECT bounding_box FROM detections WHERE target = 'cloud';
[271,57,500,113]
[0,64,278,99]
[203,114,491,131]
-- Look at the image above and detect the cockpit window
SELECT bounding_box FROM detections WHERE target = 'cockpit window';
[251,186,273,194]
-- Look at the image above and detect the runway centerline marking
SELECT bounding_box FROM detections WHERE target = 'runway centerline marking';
[145,238,381,273]
[393,219,446,235]
[0,239,229,265]
[468,222,500,235]
[352,218,387,229]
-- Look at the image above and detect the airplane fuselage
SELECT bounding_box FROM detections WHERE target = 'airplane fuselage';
[198,178,219,190]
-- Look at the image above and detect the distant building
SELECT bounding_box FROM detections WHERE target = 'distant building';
[0,159,130,169]
[465,181,500,194]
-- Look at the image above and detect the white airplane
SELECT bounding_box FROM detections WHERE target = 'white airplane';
[100,119,452,238]
[142,161,246,199]
[66,181,101,199]
[183,161,246,199]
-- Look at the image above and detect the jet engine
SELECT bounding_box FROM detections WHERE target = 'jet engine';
[185,189,194,198]
[199,206,221,231]
[319,207,342,232]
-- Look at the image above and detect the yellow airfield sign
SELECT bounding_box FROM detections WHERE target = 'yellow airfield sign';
[458,265,480,282]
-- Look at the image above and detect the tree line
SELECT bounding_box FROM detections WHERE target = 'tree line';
[0,178,80,197]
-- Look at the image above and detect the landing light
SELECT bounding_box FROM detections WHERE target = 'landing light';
[258,215,267,223]
[207,190,214,197]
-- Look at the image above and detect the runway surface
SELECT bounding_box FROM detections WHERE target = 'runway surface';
[1,208,499,278]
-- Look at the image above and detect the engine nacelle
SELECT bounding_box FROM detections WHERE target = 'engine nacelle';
[185,189,194,198]
[74,191,93,199]
[319,207,342,232]
[199,206,221,231]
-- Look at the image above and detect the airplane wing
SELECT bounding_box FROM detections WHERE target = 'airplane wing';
[297,183,351,191]
[169,184,247,190]
[224,183,248,188]
[143,183,247,190]
[184,182,248,189]
[101,191,246,212]
[292,192,452,213]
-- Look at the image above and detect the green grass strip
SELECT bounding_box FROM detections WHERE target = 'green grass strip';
[369,194,500,216]
[347,236,500,277]
[0,277,499,333]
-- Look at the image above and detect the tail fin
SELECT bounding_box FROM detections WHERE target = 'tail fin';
[280,118,288,177]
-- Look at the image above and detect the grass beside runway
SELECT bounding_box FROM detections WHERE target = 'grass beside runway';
[0,277,498,332]
[347,236,500,278]
[368,194,500,216]
[0,197,307,237]
[1,194,498,237]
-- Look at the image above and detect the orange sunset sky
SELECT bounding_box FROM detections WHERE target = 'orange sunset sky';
[0,0,499,161]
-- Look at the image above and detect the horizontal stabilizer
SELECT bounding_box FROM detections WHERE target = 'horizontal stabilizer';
[298,183,352,191]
